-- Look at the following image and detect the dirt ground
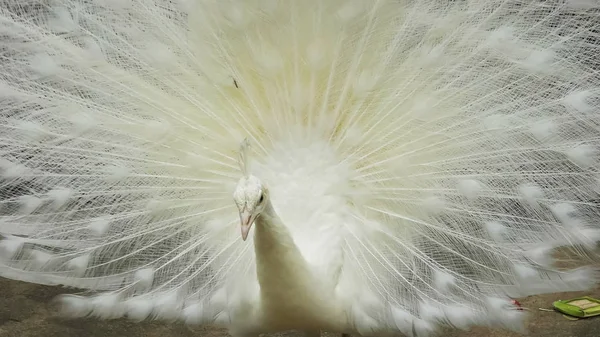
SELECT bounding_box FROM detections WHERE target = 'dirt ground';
[0,278,598,337]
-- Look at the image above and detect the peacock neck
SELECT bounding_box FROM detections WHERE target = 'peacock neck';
[250,200,345,331]
[253,201,290,251]
[253,200,314,305]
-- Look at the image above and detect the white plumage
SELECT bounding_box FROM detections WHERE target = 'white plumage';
[0,0,599,336]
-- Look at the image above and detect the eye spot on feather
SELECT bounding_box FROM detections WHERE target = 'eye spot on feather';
[0,159,29,179]
[0,235,25,258]
[134,267,155,292]
[484,221,506,242]
[47,187,73,210]
[31,250,54,267]
[457,179,483,200]
[485,297,517,313]
[565,144,596,168]
[16,120,49,142]
[58,295,92,318]
[518,183,544,207]
[5,163,30,180]
[418,301,445,322]
[68,112,95,135]
[18,195,42,215]
[183,302,204,324]
[105,165,130,181]
[145,199,167,214]
[432,269,456,292]
[29,53,60,78]
[422,196,446,214]
[91,293,124,319]
[153,291,183,320]
[67,254,90,277]
[390,306,416,332]
[514,263,537,280]
[125,296,153,321]
[563,90,593,113]
[529,119,556,142]
[485,26,516,51]
[524,246,554,267]
[521,49,555,72]
[444,304,479,330]
[483,114,510,131]
[550,202,578,225]
[88,217,111,236]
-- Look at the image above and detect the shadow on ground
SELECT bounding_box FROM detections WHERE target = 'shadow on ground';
[0,278,598,337]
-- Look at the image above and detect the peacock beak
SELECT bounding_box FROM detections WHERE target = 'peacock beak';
[240,210,254,241]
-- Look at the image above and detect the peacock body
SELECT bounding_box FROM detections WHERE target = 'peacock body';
[0,0,599,336]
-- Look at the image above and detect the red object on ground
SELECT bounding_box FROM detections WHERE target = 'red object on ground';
[511,299,523,310]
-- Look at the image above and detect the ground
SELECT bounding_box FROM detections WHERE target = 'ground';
[0,278,598,337]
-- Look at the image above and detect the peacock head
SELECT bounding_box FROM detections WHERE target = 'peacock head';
[233,175,269,241]
[232,138,269,241]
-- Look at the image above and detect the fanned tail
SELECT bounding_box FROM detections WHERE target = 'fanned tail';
[0,1,599,335]
[0,0,258,324]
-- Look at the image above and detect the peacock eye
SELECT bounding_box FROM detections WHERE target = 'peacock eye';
[259,194,264,203]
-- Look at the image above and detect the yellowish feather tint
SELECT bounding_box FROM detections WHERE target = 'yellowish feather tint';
[0,1,599,337]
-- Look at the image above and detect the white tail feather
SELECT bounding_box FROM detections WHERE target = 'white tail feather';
[0,1,599,336]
